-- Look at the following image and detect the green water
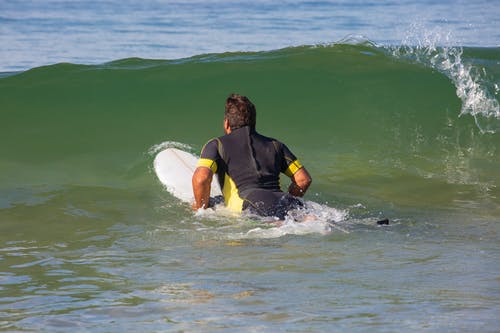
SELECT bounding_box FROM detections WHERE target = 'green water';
[1,44,499,332]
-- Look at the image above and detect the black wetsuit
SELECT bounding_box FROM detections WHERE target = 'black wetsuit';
[197,126,304,219]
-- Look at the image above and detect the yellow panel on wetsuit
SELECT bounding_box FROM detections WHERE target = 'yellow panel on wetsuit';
[222,173,244,211]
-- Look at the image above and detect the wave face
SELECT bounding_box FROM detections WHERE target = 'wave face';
[1,44,499,217]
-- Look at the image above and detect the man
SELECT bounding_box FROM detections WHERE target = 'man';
[192,93,312,219]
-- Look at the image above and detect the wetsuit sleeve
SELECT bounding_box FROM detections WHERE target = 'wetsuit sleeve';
[197,139,219,173]
[280,142,304,177]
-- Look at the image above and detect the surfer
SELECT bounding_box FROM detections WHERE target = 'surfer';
[192,93,312,219]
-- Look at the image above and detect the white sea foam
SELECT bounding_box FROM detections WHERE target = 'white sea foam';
[147,141,194,156]
[227,201,349,239]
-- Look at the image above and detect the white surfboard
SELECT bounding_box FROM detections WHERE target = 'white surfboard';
[153,148,222,203]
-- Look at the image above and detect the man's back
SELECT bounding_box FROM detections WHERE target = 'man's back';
[192,94,311,218]
[214,126,289,196]
[198,125,304,215]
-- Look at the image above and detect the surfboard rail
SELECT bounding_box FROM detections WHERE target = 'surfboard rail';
[154,148,221,203]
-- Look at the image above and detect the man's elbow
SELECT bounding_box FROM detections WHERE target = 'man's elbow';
[192,167,212,188]
[288,168,312,197]
[303,175,312,188]
[298,175,312,192]
[297,168,312,189]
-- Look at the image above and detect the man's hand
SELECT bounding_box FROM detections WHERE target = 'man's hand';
[192,166,213,210]
[288,167,312,197]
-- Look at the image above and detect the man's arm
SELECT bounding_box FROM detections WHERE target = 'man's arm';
[288,167,312,197]
[192,166,213,210]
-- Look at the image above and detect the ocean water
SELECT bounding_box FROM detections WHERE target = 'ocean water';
[1,1,500,332]
[1,0,500,72]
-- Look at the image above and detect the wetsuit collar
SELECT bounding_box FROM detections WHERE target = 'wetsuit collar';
[230,125,256,135]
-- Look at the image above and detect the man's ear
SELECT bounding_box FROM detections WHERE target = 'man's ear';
[224,118,231,134]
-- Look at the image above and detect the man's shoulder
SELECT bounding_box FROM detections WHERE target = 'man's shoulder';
[200,137,222,156]
[203,136,224,146]
[253,131,281,144]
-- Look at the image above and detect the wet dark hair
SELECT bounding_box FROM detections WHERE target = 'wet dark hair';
[224,93,256,130]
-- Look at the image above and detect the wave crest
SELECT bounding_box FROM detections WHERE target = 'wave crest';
[387,26,500,133]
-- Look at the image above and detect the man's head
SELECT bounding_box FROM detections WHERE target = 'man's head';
[224,93,256,132]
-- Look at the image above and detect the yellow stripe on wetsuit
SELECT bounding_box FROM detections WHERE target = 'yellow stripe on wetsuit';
[197,158,217,173]
[284,159,303,177]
